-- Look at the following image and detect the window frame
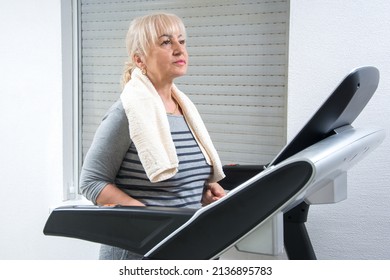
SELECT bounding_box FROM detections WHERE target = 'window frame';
[62,0,82,200]
[62,0,289,200]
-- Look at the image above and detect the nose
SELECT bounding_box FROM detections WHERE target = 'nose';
[172,40,185,56]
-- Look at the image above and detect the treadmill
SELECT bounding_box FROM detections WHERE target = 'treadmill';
[44,66,385,260]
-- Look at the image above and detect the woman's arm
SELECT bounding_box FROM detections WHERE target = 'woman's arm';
[96,183,145,206]
[79,101,143,206]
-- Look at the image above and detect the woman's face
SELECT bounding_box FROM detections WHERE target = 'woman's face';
[143,31,188,86]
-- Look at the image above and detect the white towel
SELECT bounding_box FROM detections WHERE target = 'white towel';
[120,68,225,183]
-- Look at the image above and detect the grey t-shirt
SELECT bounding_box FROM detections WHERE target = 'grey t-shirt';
[79,100,212,208]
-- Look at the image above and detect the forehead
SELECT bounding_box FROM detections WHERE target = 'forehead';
[158,33,185,40]
[152,17,186,40]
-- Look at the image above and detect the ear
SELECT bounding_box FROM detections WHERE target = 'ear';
[133,54,145,68]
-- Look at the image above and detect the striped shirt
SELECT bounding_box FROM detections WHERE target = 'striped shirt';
[80,100,212,209]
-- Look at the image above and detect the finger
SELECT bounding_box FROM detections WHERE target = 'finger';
[209,184,225,197]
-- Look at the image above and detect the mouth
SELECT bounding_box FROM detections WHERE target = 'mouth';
[174,60,186,65]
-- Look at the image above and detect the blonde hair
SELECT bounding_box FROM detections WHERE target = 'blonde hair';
[121,13,187,87]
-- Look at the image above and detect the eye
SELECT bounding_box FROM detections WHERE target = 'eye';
[179,39,186,45]
[160,39,172,46]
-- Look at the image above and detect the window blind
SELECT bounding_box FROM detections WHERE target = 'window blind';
[79,0,289,165]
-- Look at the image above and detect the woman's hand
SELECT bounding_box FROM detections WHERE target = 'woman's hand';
[201,182,226,206]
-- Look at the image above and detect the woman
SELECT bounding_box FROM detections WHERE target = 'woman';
[80,13,226,260]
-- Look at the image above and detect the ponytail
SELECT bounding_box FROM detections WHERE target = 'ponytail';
[121,61,134,89]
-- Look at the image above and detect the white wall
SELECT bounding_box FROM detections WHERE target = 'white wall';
[288,0,390,259]
[0,0,388,260]
[0,0,98,259]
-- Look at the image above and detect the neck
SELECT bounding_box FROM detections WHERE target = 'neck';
[152,79,175,105]
[142,72,179,114]
[154,83,180,115]
[156,85,173,101]
[146,72,174,99]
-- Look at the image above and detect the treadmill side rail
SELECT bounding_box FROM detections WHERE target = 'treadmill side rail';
[145,161,314,259]
[44,205,196,255]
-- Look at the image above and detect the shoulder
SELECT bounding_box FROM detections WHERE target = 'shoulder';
[101,100,129,129]
[103,100,127,122]
[96,99,129,139]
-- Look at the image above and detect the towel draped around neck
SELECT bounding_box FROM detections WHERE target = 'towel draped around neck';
[120,68,225,183]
